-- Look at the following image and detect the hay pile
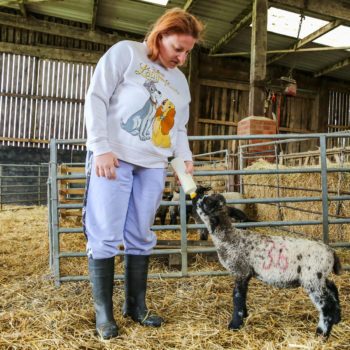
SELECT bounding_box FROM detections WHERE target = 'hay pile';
[243,159,350,242]
[194,161,229,192]
[0,205,349,349]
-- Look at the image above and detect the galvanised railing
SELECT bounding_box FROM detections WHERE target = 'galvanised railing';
[48,133,350,285]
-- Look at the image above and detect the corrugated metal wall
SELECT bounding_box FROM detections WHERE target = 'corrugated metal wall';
[328,90,350,148]
[0,52,94,149]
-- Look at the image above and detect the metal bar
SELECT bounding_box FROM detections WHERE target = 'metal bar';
[179,188,188,276]
[38,166,41,204]
[50,132,350,145]
[55,167,350,181]
[0,175,48,179]
[49,139,60,286]
[47,178,53,269]
[58,270,230,282]
[320,135,330,244]
[0,184,47,189]
[240,138,309,149]
[329,242,350,248]
[55,194,350,209]
[0,163,48,167]
[0,198,47,204]
[0,191,48,196]
[243,183,350,195]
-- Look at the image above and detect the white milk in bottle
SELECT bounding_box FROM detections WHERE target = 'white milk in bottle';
[170,157,197,198]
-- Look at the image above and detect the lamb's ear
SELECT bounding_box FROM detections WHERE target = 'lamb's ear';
[203,196,222,214]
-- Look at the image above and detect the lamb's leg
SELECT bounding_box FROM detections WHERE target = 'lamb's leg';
[228,277,250,330]
[306,281,339,338]
[326,279,341,325]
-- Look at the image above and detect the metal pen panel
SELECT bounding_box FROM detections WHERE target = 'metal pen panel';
[48,135,350,284]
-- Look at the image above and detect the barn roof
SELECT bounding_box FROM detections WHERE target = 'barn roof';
[1,0,350,82]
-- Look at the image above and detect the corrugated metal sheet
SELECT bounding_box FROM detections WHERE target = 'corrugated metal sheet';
[1,0,350,82]
[190,0,252,48]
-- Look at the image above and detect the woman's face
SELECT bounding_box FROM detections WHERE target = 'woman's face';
[158,33,196,69]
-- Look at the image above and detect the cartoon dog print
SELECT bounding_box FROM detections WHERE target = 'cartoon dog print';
[151,99,176,148]
[121,80,162,141]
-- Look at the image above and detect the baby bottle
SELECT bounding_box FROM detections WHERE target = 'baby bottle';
[170,157,197,198]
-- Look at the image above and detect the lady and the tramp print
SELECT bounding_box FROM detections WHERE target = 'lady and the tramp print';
[121,77,176,148]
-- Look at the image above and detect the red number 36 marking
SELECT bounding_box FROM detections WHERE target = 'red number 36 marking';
[262,239,289,271]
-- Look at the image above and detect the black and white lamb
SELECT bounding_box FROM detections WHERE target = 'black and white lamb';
[192,186,342,338]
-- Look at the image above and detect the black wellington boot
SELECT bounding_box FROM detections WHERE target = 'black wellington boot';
[122,254,163,327]
[88,257,119,339]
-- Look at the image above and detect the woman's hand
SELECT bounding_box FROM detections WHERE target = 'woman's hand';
[184,161,194,176]
[94,152,119,179]
[174,160,194,186]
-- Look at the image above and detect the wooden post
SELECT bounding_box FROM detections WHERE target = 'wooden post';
[187,46,200,155]
[248,0,267,117]
[318,79,329,133]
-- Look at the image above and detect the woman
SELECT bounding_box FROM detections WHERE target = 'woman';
[83,8,203,339]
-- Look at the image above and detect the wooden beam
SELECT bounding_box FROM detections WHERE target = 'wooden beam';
[0,11,123,46]
[198,118,238,127]
[91,0,99,31]
[328,124,350,130]
[1,42,103,63]
[197,119,316,133]
[0,0,61,4]
[267,19,343,64]
[314,57,350,77]
[209,9,252,55]
[270,0,350,22]
[248,0,267,117]
[209,45,350,57]
[199,78,249,91]
[187,47,199,136]
[17,0,27,17]
[0,136,50,144]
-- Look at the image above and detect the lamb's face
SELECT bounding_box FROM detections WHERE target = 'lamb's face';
[193,192,227,228]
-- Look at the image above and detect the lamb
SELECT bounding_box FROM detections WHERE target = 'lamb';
[192,186,342,338]
[154,193,173,225]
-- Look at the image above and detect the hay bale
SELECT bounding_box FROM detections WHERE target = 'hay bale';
[194,161,228,192]
[243,159,350,242]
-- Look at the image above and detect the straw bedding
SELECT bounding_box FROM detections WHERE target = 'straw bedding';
[0,205,349,350]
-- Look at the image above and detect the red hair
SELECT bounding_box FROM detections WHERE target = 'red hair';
[145,8,204,62]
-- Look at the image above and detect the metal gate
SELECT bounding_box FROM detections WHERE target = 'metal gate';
[48,133,350,285]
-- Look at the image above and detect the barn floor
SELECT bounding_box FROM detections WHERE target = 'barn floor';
[0,206,349,350]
